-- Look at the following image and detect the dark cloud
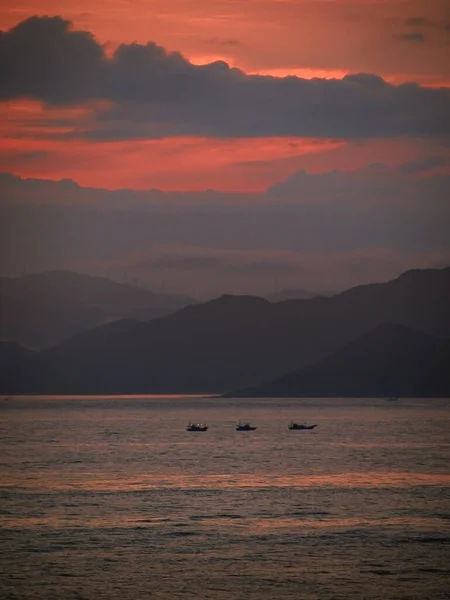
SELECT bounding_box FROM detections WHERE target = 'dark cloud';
[0,149,52,163]
[395,33,425,43]
[0,16,103,104]
[1,159,449,251]
[399,155,449,173]
[205,38,241,46]
[404,17,428,27]
[1,16,450,139]
[402,16,450,36]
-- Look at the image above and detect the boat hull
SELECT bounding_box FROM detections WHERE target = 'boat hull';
[236,421,257,431]
[186,422,208,432]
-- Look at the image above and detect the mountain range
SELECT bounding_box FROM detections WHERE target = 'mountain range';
[1,266,449,395]
[226,323,450,398]
[0,271,196,349]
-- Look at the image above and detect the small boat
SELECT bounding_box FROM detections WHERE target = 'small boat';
[236,421,257,431]
[385,396,398,401]
[288,421,317,430]
[186,421,208,432]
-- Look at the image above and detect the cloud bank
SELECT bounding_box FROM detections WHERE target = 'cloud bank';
[1,16,450,139]
[1,159,449,294]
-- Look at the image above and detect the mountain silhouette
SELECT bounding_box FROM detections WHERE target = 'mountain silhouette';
[0,341,36,376]
[1,267,449,394]
[225,323,450,397]
[0,270,196,349]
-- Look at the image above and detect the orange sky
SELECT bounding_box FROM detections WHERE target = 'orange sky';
[2,0,449,82]
[1,0,449,190]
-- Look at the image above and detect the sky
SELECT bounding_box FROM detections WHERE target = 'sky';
[0,0,449,295]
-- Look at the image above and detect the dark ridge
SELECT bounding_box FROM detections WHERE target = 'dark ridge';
[226,323,450,398]
[1,266,449,394]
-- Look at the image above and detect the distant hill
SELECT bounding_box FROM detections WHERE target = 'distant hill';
[226,324,450,398]
[0,340,69,393]
[265,288,335,302]
[0,271,196,349]
[2,266,449,394]
[0,341,36,376]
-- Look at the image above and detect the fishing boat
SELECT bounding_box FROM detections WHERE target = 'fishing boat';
[236,421,257,431]
[288,421,317,430]
[186,421,208,432]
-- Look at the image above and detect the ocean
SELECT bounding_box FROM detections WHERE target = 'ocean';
[1,396,449,599]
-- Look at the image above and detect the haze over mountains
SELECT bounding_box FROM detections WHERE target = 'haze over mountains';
[2,166,449,299]
[0,271,196,349]
[1,266,449,396]
[265,288,335,302]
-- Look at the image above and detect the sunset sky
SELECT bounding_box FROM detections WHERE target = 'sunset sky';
[1,0,449,295]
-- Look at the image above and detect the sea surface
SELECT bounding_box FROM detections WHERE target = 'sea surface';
[1,396,449,600]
